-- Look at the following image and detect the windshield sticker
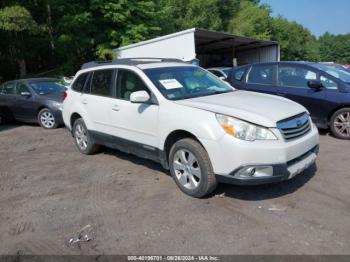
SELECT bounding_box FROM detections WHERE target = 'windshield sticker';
[159,79,183,89]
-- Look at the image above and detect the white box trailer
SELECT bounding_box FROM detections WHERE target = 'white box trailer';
[114,28,280,67]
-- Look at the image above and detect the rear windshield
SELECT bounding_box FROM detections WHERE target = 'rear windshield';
[29,81,66,95]
[144,66,234,100]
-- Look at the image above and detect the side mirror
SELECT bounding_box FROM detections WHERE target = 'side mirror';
[21,91,31,97]
[307,80,323,90]
[219,76,226,81]
[130,90,150,103]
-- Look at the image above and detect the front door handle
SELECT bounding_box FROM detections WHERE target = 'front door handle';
[112,105,120,111]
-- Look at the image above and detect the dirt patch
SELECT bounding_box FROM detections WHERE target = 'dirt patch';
[0,124,349,255]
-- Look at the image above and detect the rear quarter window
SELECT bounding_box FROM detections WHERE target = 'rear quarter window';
[1,82,16,95]
[72,73,89,92]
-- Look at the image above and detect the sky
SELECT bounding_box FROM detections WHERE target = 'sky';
[261,0,350,37]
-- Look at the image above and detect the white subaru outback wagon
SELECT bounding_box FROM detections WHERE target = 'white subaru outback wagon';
[63,58,319,197]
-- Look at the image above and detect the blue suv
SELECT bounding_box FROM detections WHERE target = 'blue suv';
[230,62,350,139]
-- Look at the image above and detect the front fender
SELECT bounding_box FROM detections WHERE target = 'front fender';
[158,102,225,150]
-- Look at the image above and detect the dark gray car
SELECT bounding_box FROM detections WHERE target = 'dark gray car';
[0,78,65,129]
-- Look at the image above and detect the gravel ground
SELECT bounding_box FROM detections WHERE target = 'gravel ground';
[0,124,349,255]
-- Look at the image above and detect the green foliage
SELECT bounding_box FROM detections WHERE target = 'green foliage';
[0,5,38,32]
[271,16,320,61]
[96,44,117,61]
[172,0,223,31]
[228,2,272,40]
[0,5,47,78]
[158,0,242,33]
[0,0,348,82]
[318,33,350,64]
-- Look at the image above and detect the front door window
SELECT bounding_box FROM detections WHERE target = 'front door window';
[278,66,317,88]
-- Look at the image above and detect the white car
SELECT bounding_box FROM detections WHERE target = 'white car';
[62,58,319,198]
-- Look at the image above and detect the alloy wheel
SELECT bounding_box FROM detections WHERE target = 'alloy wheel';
[173,149,202,190]
[40,111,55,128]
[334,112,350,138]
[75,123,88,150]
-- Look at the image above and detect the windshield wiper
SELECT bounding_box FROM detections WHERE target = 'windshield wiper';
[182,90,232,99]
[211,90,233,95]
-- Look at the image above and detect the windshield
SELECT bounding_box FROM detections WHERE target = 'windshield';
[311,64,350,83]
[29,81,66,95]
[144,66,234,100]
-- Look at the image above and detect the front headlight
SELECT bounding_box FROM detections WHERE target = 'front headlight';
[216,114,277,141]
[52,102,63,111]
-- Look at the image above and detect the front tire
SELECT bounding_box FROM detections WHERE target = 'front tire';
[330,108,350,140]
[38,108,58,129]
[72,118,100,154]
[169,138,217,198]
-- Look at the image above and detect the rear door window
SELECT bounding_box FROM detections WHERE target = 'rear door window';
[90,70,114,97]
[247,65,274,85]
[72,73,89,92]
[278,66,317,89]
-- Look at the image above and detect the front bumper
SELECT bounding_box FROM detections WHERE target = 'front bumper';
[216,145,319,185]
[200,122,319,185]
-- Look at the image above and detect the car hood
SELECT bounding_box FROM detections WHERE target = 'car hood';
[41,93,64,103]
[174,91,307,127]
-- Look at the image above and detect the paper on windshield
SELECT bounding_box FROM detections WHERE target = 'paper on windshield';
[159,79,183,89]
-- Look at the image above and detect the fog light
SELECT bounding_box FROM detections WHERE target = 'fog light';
[235,166,273,178]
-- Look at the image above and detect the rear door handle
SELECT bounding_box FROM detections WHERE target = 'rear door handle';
[82,99,88,105]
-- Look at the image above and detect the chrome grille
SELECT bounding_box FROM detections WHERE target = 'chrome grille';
[277,113,311,141]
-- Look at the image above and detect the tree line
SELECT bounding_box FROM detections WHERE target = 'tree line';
[0,0,349,82]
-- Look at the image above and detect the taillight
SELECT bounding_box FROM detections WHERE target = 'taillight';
[63,91,67,101]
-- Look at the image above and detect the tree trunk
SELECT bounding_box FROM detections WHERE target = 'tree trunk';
[46,2,55,51]
[18,59,27,78]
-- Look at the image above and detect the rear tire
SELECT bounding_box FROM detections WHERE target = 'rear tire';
[38,108,58,129]
[72,118,100,154]
[169,138,217,198]
[330,108,350,140]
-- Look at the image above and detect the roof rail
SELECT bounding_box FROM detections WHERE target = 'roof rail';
[81,57,186,70]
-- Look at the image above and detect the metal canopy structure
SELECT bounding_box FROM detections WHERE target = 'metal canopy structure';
[194,28,278,55]
[115,28,280,67]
